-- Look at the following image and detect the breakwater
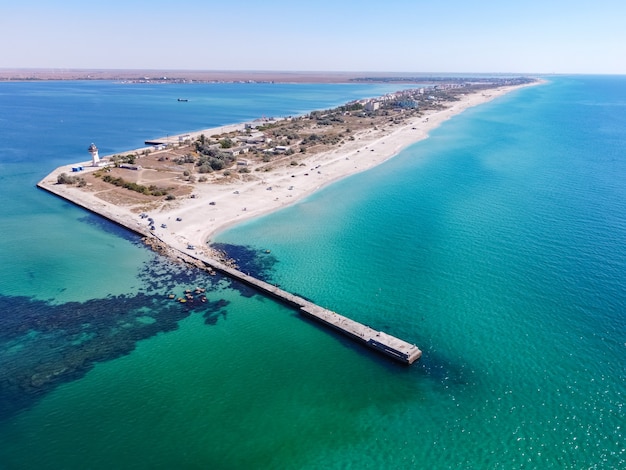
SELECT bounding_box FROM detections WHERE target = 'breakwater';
[190,254,422,364]
[37,172,422,365]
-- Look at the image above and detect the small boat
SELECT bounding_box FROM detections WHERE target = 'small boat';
[177,98,189,102]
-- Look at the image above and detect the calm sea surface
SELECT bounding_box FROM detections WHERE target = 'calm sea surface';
[0,77,624,469]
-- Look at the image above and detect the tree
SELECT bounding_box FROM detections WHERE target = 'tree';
[57,172,81,184]
[219,138,234,149]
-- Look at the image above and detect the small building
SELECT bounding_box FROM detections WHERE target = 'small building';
[364,100,380,112]
[88,143,100,167]
[239,132,268,144]
[222,148,241,157]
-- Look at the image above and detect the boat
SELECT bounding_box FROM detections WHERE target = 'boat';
[177,98,189,102]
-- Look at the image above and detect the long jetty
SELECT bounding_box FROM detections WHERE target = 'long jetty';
[37,170,422,365]
[192,255,422,364]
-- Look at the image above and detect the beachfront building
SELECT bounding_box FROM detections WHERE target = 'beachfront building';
[88,143,100,167]
[238,132,269,145]
[364,100,380,112]
[222,148,241,157]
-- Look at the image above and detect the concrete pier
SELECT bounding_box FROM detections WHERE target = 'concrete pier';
[37,178,422,365]
[191,256,422,365]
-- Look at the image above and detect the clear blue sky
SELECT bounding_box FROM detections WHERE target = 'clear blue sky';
[1,0,624,74]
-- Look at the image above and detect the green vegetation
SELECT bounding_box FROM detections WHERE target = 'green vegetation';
[339,102,364,112]
[57,172,86,186]
[256,122,279,132]
[100,174,169,197]
[301,132,341,147]
[174,154,195,165]
[194,139,236,172]
[219,138,234,149]
[110,153,137,165]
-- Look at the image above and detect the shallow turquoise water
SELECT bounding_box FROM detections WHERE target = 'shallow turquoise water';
[0,77,624,469]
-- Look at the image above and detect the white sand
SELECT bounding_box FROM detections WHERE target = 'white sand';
[38,82,539,257]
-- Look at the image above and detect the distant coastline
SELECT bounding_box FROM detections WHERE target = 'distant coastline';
[0,68,534,84]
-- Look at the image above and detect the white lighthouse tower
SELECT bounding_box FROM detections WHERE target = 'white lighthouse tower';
[88,143,100,167]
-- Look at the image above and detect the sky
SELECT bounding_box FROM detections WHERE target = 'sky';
[1,0,625,74]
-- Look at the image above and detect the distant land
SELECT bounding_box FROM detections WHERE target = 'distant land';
[0,68,528,84]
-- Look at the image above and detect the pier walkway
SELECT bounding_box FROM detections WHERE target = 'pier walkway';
[188,254,422,365]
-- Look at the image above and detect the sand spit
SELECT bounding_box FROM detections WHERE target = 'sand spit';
[37,81,540,260]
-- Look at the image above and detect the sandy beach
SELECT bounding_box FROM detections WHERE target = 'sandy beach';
[38,81,539,259]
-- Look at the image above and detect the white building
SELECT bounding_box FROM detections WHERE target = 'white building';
[364,100,380,112]
[88,143,100,166]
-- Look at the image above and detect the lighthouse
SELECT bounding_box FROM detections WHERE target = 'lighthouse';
[88,143,100,167]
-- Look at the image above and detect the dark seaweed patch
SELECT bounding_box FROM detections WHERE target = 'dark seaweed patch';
[210,243,278,281]
[0,253,234,421]
[76,212,144,244]
[202,299,230,325]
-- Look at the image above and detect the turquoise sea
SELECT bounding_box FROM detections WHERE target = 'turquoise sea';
[0,77,624,469]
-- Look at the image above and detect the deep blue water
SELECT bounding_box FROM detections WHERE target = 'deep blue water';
[0,77,624,469]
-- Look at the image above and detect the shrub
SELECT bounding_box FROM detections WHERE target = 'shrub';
[101,174,168,196]
[198,163,213,174]
[219,138,234,149]
[57,173,76,184]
